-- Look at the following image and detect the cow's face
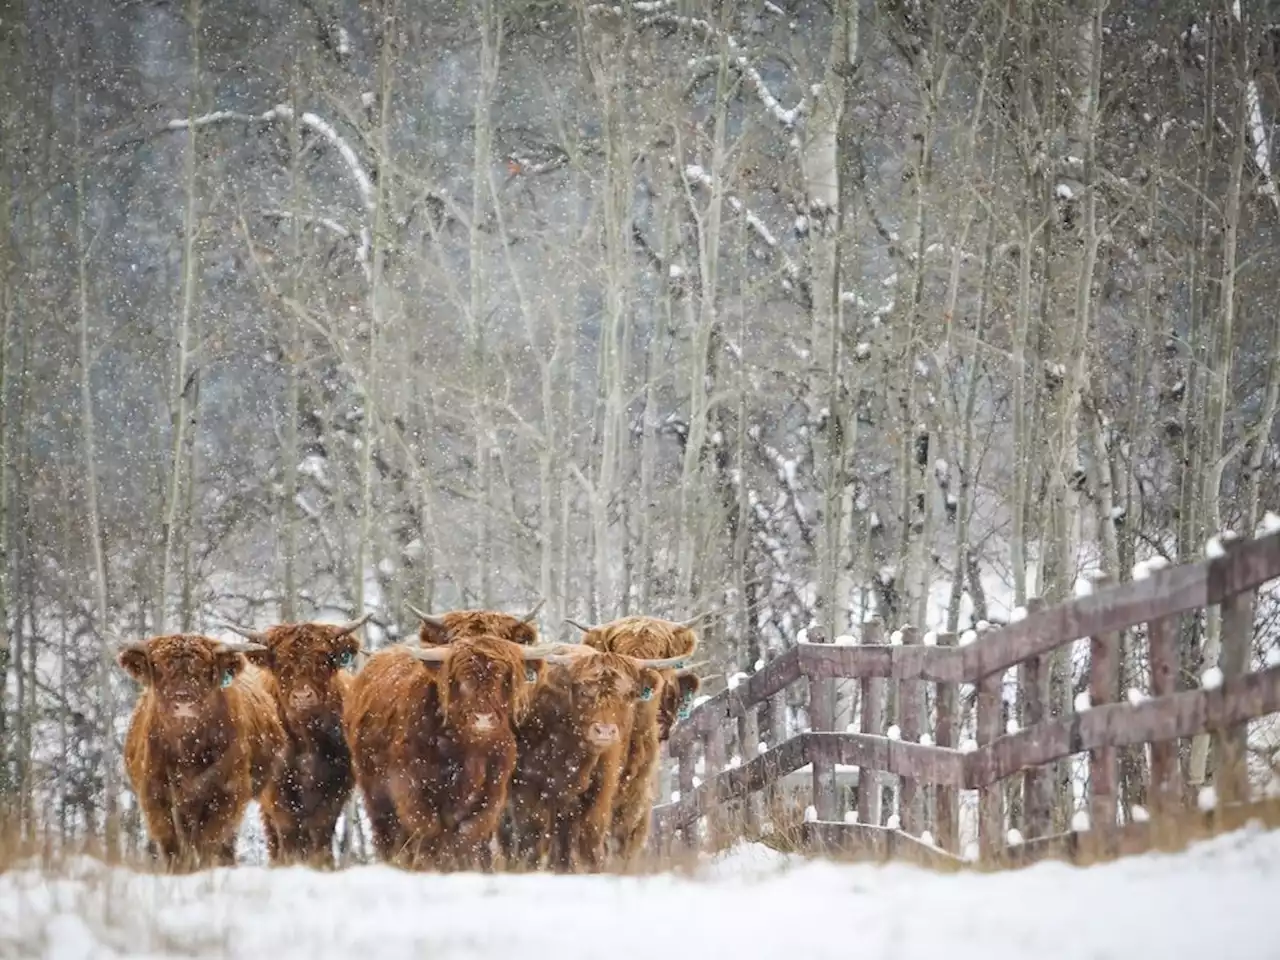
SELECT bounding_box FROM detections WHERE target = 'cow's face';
[245,620,366,725]
[658,671,703,741]
[409,636,555,745]
[117,635,258,723]
[562,653,662,753]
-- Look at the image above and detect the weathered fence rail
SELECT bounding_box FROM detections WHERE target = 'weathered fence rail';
[651,530,1280,865]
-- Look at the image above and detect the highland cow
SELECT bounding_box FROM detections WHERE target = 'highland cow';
[218,613,372,868]
[567,614,706,866]
[118,633,285,871]
[345,631,560,871]
[503,644,692,873]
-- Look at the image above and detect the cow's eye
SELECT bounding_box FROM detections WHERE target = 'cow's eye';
[221,670,234,689]
[337,650,355,669]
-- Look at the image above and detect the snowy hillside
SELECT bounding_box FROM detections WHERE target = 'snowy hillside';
[5,825,1280,959]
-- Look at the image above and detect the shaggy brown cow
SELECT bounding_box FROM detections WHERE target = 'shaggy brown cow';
[217,613,372,868]
[503,644,692,873]
[407,600,544,648]
[118,633,285,871]
[567,614,705,866]
[345,632,561,871]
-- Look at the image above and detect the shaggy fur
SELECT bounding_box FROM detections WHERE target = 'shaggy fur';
[243,621,365,867]
[417,609,540,648]
[577,616,701,866]
[345,635,547,871]
[119,634,285,871]
[504,651,662,872]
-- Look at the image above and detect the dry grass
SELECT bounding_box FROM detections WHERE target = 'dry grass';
[4,797,1280,884]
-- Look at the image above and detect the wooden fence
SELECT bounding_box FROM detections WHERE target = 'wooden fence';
[650,529,1280,865]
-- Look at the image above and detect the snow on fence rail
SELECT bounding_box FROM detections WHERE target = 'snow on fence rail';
[650,529,1280,865]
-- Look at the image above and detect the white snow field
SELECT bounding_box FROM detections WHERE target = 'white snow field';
[4,825,1280,960]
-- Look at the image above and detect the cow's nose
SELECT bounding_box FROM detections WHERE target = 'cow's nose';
[472,713,497,732]
[589,722,619,743]
[290,687,319,710]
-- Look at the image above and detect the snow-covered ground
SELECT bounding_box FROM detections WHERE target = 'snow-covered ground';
[5,825,1280,960]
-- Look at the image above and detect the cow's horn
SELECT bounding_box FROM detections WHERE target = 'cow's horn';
[677,611,713,629]
[675,659,711,675]
[563,618,598,633]
[334,611,374,638]
[407,644,450,663]
[519,599,546,623]
[633,654,694,670]
[407,603,448,630]
[519,643,571,660]
[214,639,269,654]
[212,619,269,644]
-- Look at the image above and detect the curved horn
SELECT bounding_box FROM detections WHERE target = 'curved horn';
[407,644,450,663]
[213,638,269,655]
[519,642,576,660]
[519,598,546,623]
[675,659,711,675]
[631,653,695,670]
[563,618,598,634]
[333,611,374,638]
[212,619,269,644]
[677,611,713,629]
[406,603,448,630]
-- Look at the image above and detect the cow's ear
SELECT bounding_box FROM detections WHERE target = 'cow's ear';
[242,646,272,668]
[509,621,539,647]
[636,668,662,703]
[418,620,451,647]
[677,672,702,703]
[118,647,151,683]
[214,651,247,688]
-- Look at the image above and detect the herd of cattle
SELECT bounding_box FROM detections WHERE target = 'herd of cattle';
[115,604,706,874]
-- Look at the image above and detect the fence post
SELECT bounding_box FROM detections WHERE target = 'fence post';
[677,741,696,850]
[738,704,760,833]
[1147,613,1181,820]
[761,692,785,827]
[898,626,924,835]
[934,630,959,853]
[857,619,885,826]
[1215,540,1256,807]
[1019,597,1052,840]
[1088,574,1120,858]
[977,657,1004,862]
[809,662,837,823]
[704,724,726,845]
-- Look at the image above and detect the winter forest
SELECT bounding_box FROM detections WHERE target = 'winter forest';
[3,0,1280,860]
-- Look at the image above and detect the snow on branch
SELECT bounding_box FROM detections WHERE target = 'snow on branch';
[1228,2,1280,213]
[682,163,799,285]
[588,3,805,129]
[166,105,375,213]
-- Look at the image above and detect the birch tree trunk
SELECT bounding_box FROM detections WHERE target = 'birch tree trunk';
[72,57,117,857]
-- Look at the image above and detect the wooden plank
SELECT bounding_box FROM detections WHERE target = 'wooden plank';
[665,645,803,753]
[652,734,810,830]
[809,672,838,820]
[976,668,1004,859]
[858,620,886,826]
[737,704,760,833]
[1214,572,1255,806]
[898,626,924,835]
[1147,613,1181,816]
[1018,598,1052,839]
[959,531,1280,682]
[807,732,967,787]
[1088,576,1120,856]
[965,664,1280,788]
[798,642,964,684]
[934,631,960,853]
